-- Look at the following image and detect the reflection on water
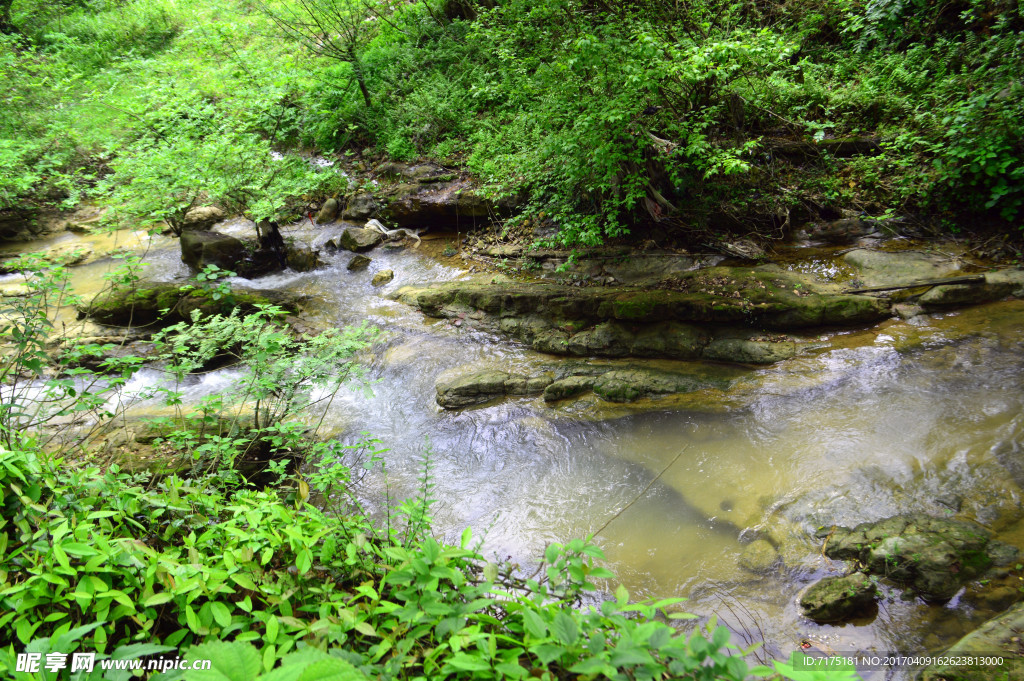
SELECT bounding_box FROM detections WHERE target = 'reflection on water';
[6,225,1024,677]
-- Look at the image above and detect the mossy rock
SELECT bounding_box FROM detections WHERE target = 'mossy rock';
[79,283,300,328]
[825,514,999,602]
[799,573,877,623]
[920,602,1024,681]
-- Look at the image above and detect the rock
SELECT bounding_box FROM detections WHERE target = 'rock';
[316,198,340,224]
[347,254,372,271]
[338,228,384,253]
[285,242,320,272]
[543,376,595,402]
[825,514,997,602]
[181,206,226,232]
[79,283,300,328]
[179,230,280,278]
[809,217,873,244]
[371,269,394,286]
[65,221,91,234]
[920,602,1024,681]
[738,539,780,573]
[395,268,889,331]
[42,243,93,267]
[703,338,797,364]
[843,249,962,288]
[435,369,552,408]
[799,573,877,623]
[341,193,379,221]
[720,239,766,260]
[893,303,925,319]
[919,278,1016,308]
[985,269,1024,298]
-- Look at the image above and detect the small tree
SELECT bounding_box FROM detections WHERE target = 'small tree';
[257,0,389,108]
[100,127,345,236]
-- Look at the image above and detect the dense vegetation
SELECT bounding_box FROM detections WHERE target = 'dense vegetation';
[1,0,1022,246]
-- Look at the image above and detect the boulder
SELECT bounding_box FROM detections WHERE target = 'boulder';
[181,206,226,232]
[825,514,1003,602]
[371,269,394,287]
[285,242,320,272]
[316,198,340,224]
[799,573,877,623]
[347,254,372,271]
[341,193,379,220]
[920,602,1024,681]
[179,230,279,278]
[338,228,384,252]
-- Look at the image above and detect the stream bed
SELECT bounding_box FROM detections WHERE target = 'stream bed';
[4,223,1023,678]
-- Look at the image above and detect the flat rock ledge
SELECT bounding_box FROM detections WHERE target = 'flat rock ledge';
[396,267,889,364]
[435,363,738,409]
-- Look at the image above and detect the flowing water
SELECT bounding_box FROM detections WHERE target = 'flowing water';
[5,222,1024,677]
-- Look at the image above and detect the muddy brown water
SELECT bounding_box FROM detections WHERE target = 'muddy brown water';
[3,223,1023,678]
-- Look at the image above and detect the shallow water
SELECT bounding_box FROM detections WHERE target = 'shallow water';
[6,225,1024,677]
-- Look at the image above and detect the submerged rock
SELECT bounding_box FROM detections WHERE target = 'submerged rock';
[825,514,1011,602]
[738,539,780,573]
[920,602,1024,681]
[800,573,877,623]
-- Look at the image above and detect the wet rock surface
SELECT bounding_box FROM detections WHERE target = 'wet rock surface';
[920,602,1024,681]
[338,227,384,252]
[179,229,279,278]
[79,283,301,328]
[799,572,878,623]
[824,514,1015,602]
[435,361,738,409]
[395,267,888,363]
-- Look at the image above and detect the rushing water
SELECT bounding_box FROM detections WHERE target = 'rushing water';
[5,222,1023,677]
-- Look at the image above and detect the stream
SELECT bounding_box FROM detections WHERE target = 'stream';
[3,220,1023,678]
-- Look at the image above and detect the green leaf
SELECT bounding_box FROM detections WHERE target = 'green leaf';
[521,609,548,639]
[296,657,368,681]
[184,641,262,681]
[551,612,578,646]
[211,601,232,629]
